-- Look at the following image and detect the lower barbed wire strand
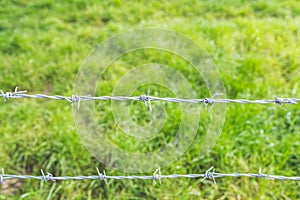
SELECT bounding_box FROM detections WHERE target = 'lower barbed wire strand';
[2,169,300,184]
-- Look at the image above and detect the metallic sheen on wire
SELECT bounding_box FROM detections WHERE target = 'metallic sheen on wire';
[0,88,299,108]
[1,167,300,185]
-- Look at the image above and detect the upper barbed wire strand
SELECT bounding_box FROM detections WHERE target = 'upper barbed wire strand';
[0,87,299,106]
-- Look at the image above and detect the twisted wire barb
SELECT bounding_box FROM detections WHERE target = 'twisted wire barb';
[1,167,300,185]
[0,88,299,110]
[153,167,162,185]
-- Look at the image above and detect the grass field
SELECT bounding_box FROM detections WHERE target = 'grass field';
[0,0,300,199]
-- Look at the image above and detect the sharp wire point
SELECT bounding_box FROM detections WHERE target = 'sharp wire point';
[201,166,216,184]
[77,97,81,110]
[0,87,28,102]
[41,169,46,182]
[147,88,152,113]
[13,86,27,94]
[47,172,56,182]
[103,170,108,184]
[211,92,224,98]
[40,169,55,182]
[0,168,4,185]
[258,168,269,179]
[275,97,283,105]
[153,167,162,185]
[203,98,211,110]
[203,93,224,111]
[140,88,153,112]
[258,168,262,178]
[209,93,224,112]
[71,95,81,110]
[96,168,108,184]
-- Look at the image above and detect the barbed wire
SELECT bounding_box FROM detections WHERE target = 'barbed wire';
[1,167,300,185]
[1,89,300,186]
[0,87,299,111]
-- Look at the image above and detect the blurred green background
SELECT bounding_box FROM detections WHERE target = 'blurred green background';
[0,0,300,199]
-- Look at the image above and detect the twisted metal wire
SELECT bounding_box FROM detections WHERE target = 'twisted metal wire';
[1,167,300,185]
[1,88,299,186]
[0,88,299,111]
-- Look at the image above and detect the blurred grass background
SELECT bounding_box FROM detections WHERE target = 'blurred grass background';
[0,0,300,199]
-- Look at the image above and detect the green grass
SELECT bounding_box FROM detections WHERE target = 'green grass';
[0,0,300,199]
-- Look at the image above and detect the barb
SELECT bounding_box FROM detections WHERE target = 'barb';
[140,88,152,112]
[96,168,108,184]
[0,87,299,108]
[203,93,224,111]
[153,167,162,185]
[0,169,5,184]
[201,166,216,184]
[0,87,27,102]
[41,169,56,182]
[70,95,81,110]
[1,167,300,185]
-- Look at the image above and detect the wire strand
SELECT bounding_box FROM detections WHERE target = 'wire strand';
[0,88,299,108]
[1,167,300,185]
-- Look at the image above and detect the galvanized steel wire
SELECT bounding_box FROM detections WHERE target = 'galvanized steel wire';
[0,88,299,110]
[1,87,299,186]
[1,167,300,185]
